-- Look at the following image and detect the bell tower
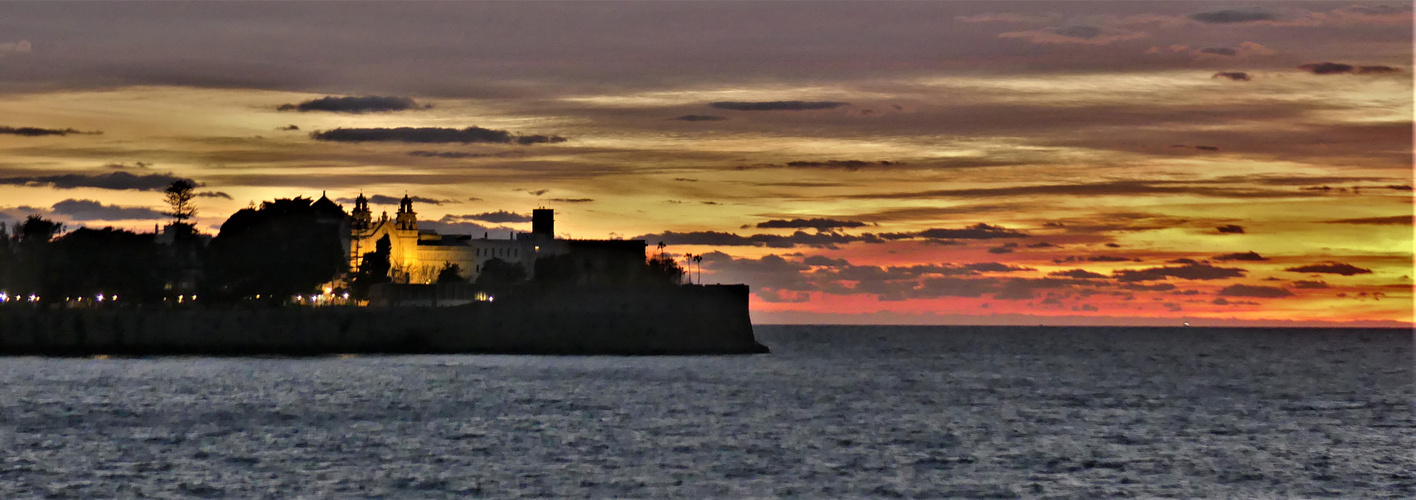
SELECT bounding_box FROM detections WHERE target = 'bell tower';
[395,194,417,231]
[351,193,372,230]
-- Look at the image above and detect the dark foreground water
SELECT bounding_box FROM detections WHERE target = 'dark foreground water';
[1,325,1411,498]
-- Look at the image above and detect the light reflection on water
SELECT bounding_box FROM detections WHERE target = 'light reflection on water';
[1,325,1411,498]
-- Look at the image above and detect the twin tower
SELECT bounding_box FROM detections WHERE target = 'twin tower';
[350,193,554,237]
[345,193,563,284]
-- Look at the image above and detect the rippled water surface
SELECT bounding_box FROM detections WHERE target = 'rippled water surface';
[1,325,1412,498]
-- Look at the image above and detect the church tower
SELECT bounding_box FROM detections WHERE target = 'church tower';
[351,193,372,230]
[395,194,418,231]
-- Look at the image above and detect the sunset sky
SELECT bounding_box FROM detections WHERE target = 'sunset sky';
[0,2,1410,326]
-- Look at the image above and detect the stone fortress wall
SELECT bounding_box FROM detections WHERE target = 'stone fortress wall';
[0,285,767,355]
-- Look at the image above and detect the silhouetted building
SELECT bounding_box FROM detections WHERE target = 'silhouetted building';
[346,196,644,285]
[532,208,554,237]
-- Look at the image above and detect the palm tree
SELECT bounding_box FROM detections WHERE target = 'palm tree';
[692,254,703,285]
[682,253,695,284]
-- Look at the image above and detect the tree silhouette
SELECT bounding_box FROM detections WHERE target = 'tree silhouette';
[0,222,15,294]
[204,197,346,302]
[46,228,168,303]
[164,180,198,224]
[436,262,464,284]
[350,234,392,299]
[476,258,526,288]
[3,216,63,299]
[646,255,685,286]
[19,215,62,243]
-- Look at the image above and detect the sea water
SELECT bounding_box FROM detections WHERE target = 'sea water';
[1,325,1411,498]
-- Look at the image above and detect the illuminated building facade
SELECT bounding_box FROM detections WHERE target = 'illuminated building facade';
[346,195,644,285]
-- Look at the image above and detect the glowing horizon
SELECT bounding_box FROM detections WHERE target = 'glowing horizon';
[0,2,1410,326]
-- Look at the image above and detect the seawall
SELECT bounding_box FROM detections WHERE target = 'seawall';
[0,285,768,356]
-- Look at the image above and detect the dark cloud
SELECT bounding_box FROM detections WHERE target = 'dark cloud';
[407,150,520,159]
[1357,65,1402,74]
[49,199,167,221]
[0,171,197,191]
[1121,283,1176,292]
[846,179,1318,202]
[1026,242,1055,248]
[1199,47,1237,56]
[1217,284,1294,298]
[548,198,594,203]
[797,257,1041,300]
[1298,62,1355,75]
[697,252,813,291]
[197,191,232,199]
[513,134,569,145]
[883,223,1028,240]
[447,210,532,224]
[756,288,811,303]
[1284,262,1372,276]
[1215,224,1245,234]
[672,115,727,121]
[1048,269,1107,279]
[802,255,850,267]
[1113,263,1246,282]
[754,218,869,231]
[103,162,151,170]
[643,222,1024,249]
[0,125,98,137]
[1323,215,1410,225]
[914,277,997,299]
[1188,9,1277,24]
[1300,185,1345,193]
[965,262,1032,273]
[785,160,901,170]
[1214,251,1267,262]
[988,242,1018,254]
[1088,255,1131,262]
[992,278,1092,300]
[708,101,849,111]
[277,95,429,113]
[1292,280,1329,289]
[276,124,300,131]
[642,230,880,249]
[420,217,511,239]
[310,127,567,145]
[336,194,454,206]
[1211,72,1251,82]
